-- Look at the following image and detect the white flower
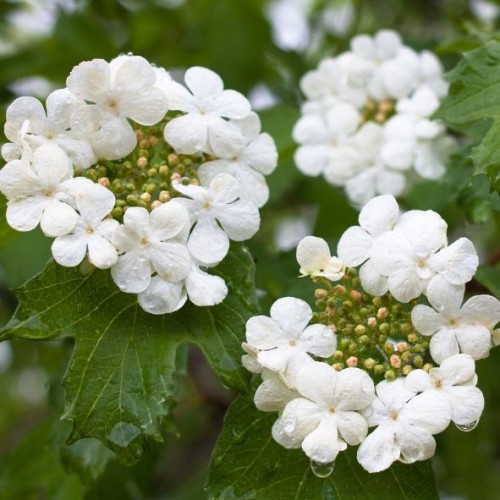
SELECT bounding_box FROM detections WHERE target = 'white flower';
[245,297,336,375]
[356,378,450,473]
[272,362,374,463]
[340,122,407,205]
[405,354,485,426]
[173,173,260,266]
[337,194,400,295]
[111,203,191,294]
[163,66,251,157]
[254,369,300,412]
[51,183,118,269]
[2,90,96,169]
[66,55,169,160]
[370,210,478,302]
[197,112,278,208]
[411,276,500,363]
[293,103,360,179]
[0,143,79,237]
[296,236,345,281]
[137,260,228,315]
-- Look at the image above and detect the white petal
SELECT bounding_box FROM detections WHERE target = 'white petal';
[188,216,229,266]
[299,324,336,357]
[164,114,208,154]
[460,295,500,329]
[0,159,39,199]
[428,238,478,285]
[40,200,78,237]
[87,234,118,269]
[185,66,223,99]
[405,369,432,393]
[149,202,190,241]
[375,378,415,408]
[258,346,294,372]
[294,144,329,176]
[207,118,245,157]
[211,90,251,119]
[425,275,464,316]
[66,59,111,102]
[357,424,399,473]
[337,411,368,445]
[430,329,460,364]
[254,372,296,412]
[245,315,288,350]
[270,297,313,338]
[438,354,476,386]
[455,325,491,360]
[295,362,337,407]
[137,277,185,315]
[444,386,484,425]
[398,425,436,464]
[359,260,389,296]
[337,226,374,267]
[51,231,88,267]
[185,266,227,306]
[149,241,191,282]
[411,304,445,336]
[6,196,45,232]
[216,201,260,242]
[76,183,115,224]
[111,251,152,293]
[402,391,451,434]
[33,143,72,184]
[359,194,400,236]
[334,367,375,411]
[387,266,424,302]
[242,133,278,175]
[296,236,330,273]
[302,418,340,463]
[92,116,137,160]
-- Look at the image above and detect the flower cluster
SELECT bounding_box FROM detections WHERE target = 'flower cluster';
[0,55,278,314]
[292,29,455,205]
[242,194,500,475]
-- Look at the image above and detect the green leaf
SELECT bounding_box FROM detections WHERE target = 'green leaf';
[207,396,439,500]
[475,264,500,299]
[0,421,84,500]
[438,41,500,191]
[0,244,258,463]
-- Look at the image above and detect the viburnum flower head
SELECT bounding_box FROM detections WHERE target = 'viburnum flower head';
[0,143,80,237]
[197,112,278,208]
[67,55,169,160]
[111,203,191,294]
[411,276,500,363]
[273,362,375,464]
[172,173,260,266]
[51,182,119,269]
[244,297,336,376]
[357,378,450,473]
[163,66,251,157]
[405,354,485,427]
[296,236,345,281]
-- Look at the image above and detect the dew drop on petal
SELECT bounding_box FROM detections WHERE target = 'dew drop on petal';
[455,420,478,432]
[310,459,335,478]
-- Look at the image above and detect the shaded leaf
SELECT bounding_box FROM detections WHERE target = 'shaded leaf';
[0,244,257,463]
[207,396,439,500]
[475,264,500,299]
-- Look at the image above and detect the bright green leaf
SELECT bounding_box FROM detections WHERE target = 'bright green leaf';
[207,396,439,500]
[0,244,258,463]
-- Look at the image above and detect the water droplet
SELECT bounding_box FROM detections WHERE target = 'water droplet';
[310,459,335,478]
[107,422,141,448]
[456,420,478,432]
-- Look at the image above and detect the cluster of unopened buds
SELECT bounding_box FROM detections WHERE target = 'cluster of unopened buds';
[0,54,278,314]
[293,29,456,205]
[242,194,500,475]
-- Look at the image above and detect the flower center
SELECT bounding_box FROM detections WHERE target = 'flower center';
[289,340,297,347]
[140,237,149,248]
[328,406,336,413]
[86,226,94,234]
[390,411,399,421]
[434,379,442,389]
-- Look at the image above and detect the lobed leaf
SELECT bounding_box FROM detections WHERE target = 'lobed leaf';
[207,396,439,500]
[0,244,258,463]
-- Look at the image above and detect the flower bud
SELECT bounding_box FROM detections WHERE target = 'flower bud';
[346,356,358,367]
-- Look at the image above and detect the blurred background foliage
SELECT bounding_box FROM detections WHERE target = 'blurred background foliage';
[0,0,499,498]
